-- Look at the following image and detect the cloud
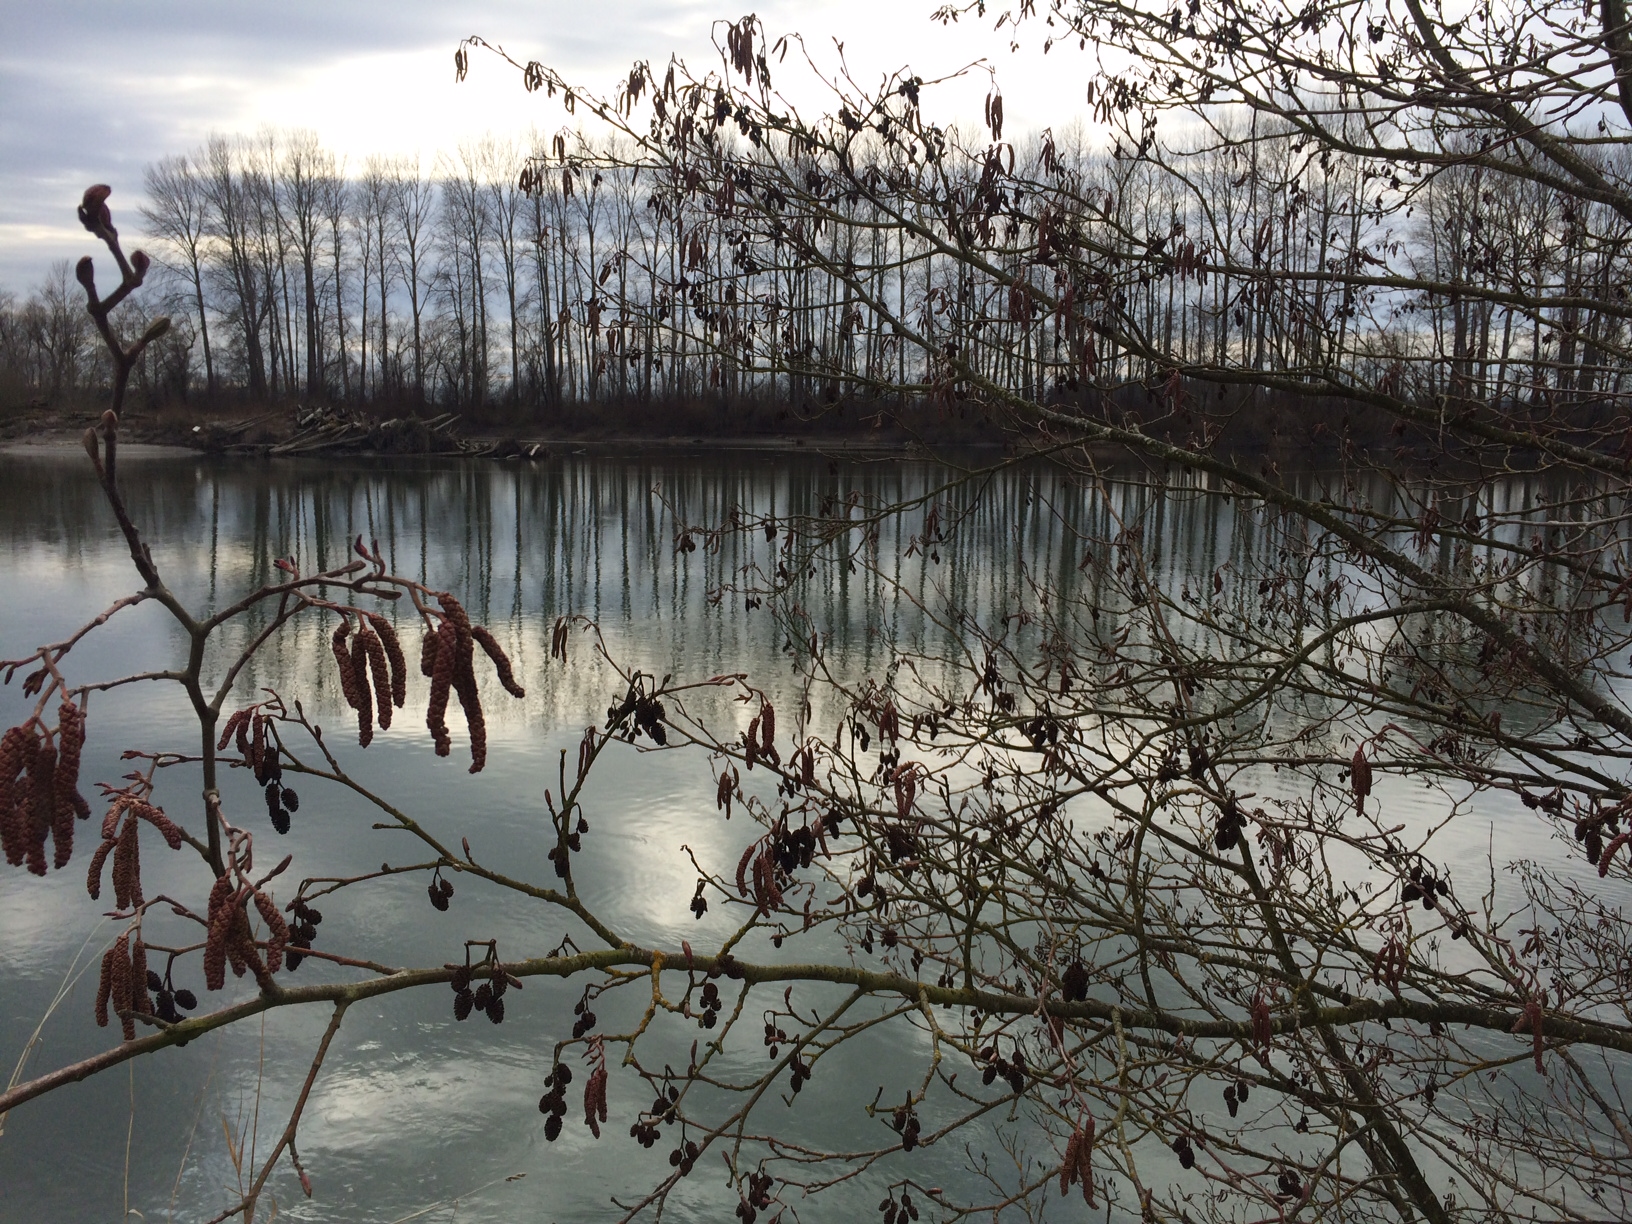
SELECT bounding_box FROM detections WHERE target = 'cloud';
[0,1,1095,289]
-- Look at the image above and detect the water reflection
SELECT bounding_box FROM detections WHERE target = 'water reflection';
[0,448,1599,1223]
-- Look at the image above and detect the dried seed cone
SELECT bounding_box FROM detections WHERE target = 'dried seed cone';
[426,621,457,757]
[357,625,393,730]
[203,876,235,991]
[366,613,407,707]
[471,625,525,697]
[351,635,374,747]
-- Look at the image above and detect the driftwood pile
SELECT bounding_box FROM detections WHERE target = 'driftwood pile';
[191,407,542,459]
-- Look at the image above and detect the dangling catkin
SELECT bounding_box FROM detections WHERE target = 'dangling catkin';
[26,740,57,876]
[203,876,235,991]
[366,613,407,707]
[350,634,374,746]
[427,621,456,756]
[253,889,290,973]
[111,815,142,909]
[331,620,365,714]
[109,933,135,1040]
[357,624,393,730]
[95,945,115,1027]
[0,726,29,866]
[471,626,526,697]
[55,701,90,820]
[85,834,115,900]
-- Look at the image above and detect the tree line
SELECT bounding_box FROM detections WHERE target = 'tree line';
[2,99,1627,435]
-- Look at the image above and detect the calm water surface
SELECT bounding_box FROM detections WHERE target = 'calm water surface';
[0,449,1584,1222]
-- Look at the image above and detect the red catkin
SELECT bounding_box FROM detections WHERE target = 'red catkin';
[130,939,151,1018]
[85,835,115,900]
[471,625,526,698]
[203,876,235,991]
[253,889,290,973]
[350,634,374,746]
[0,725,30,867]
[26,740,57,876]
[366,613,407,707]
[111,815,142,909]
[95,945,115,1027]
[131,801,185,851]
[426,621,457,757]
[217,708,248,752]
[358,625,393,730]
[109,933,134,1041]
[54,701,90,822]
[331,620,365,714]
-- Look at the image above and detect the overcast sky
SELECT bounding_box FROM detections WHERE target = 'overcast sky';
[0,1,1095,291]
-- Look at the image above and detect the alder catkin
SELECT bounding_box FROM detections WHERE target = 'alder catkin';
[253,889,290,973]
[451,642,486,774]
[131,802,185,850]
[111,815,142,909]
[130,939,151,1017]
[358,625,393,730]
[471,625,526,697]
[85,835,115,900]
[366,613,407,707]
[203,876,235,991]
[55,701,90,822]
[420,626,440,678]
[426,621,456,757]
[0,725,29,867]
[351,634,374,746]
[26,740,57,876]
[109,933,135,1041]
[217,708,247,752]
[332,620,365,712]
[95,945,115,1027]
